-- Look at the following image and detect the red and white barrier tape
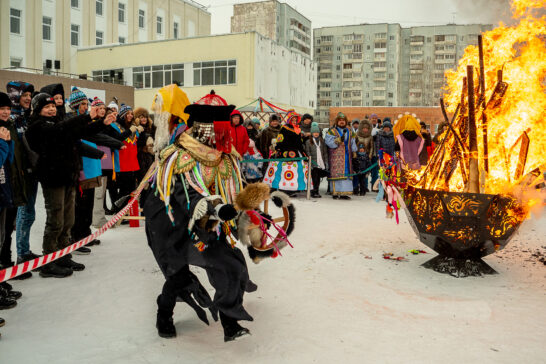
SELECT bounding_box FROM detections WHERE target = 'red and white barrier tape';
[0,195,139,283]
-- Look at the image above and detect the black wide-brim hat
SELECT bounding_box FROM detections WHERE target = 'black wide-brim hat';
[184,104,236,128]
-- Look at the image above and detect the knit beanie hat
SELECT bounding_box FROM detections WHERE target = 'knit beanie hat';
[310,122,320,134]
[31,93,56,115]
[90,96,105,108]
[382,121,392,129]
[118,103,132,120]
[0,92,12,108]
[68,86,87,110]
[107,101,119,112]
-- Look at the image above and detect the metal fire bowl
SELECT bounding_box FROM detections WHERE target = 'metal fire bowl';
[403,186,525,276]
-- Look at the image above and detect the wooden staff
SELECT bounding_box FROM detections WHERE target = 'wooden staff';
[467,65,480,193]
[478,35,489,173]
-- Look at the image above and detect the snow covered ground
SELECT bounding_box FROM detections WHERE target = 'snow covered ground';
[1,188,545,364]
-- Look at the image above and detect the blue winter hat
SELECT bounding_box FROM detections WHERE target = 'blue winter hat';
[68,86,87,110]
[310,122,320,134]
[118,103,132,120]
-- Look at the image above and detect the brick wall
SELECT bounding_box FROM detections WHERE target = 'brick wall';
[328,106,451,131]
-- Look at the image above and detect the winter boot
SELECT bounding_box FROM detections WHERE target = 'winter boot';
[56,256,85,272]
[39,262,73,278]
[220,312,250,342]
[0,287,17,310]
[87,239,101,246]
[74,247,91,255]
[156,296,176,338]
[0,317,4,327]
[0,283,21,300]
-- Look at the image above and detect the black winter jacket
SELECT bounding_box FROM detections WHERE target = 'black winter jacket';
[26,114,105,188]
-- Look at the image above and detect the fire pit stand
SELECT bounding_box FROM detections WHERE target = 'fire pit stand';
[403,186,525,277]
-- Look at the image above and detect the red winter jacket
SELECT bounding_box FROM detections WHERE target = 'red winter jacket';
[229,110,250,156]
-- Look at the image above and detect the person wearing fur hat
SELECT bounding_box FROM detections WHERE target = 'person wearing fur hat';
[0,92,23,311]
[103,104,143,213]
[143,100,261,342]
[354,119,375,194]
[304,122,329,198]
[263,110,309,194]
[134,107,156,184]
[243,118,259,144]
[325,112,357,199]
[25,93,114,277]
[3,81,38,278]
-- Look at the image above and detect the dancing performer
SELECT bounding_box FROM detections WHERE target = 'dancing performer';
[143,92,257,342]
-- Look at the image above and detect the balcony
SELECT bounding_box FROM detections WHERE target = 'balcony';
[373,95,386,101]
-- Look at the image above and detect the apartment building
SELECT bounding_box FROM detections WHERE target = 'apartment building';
[400,24,492,106]
[77,32,317,114]
[314,23,492,125]
[0,0,211,75]
[231,0,311,56]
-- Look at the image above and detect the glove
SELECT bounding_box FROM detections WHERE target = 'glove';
[137,126,145,133]
[216,204,238,221]
[129,125,137,133]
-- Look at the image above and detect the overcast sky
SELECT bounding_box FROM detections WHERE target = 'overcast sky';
[204,0,512,35]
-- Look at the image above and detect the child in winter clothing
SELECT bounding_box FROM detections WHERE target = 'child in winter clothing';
[241,139,263,183]
[304,122,329,198]
[104,104,143,212]
[353,119,375,194]
[353,144,372,196]
[0,92,20,312]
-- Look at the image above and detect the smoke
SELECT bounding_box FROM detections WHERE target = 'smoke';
[449,0,514,25]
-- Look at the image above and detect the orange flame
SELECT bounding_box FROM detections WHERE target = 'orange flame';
[409,0,546,204]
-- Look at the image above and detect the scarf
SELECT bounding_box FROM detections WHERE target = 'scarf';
[313,137,326,170]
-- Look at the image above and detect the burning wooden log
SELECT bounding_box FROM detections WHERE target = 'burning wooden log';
[466,65,480,194]
[478,35,489,173]
[513,132,530,181]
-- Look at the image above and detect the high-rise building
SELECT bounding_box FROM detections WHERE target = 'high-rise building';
[314,23,492,125]
[231,0,311,56]
[0,0,211,75]
[400,24,492,107]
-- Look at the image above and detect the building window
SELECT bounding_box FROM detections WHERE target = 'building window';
[10,58,22,68]
[173,22,179,39]
[96,31,103,45]
[71,0,79,9]
[43,16,52,41]
[157,16,163,34]
[139,10,145,28]
[71,24,79,46]
[92,69,125,84]
[132,64,184,89]
[193,60,236,86]
[118,3,126,23]
[119,36,126,44]
[96,0,103,16]
[10,8,21,34]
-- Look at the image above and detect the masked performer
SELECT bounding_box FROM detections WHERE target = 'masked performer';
[143,95,257,342]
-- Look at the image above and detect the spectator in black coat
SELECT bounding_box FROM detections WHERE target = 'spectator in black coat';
[25,93,113,278]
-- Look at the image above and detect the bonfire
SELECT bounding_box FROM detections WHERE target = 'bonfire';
[403,0,546,277]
